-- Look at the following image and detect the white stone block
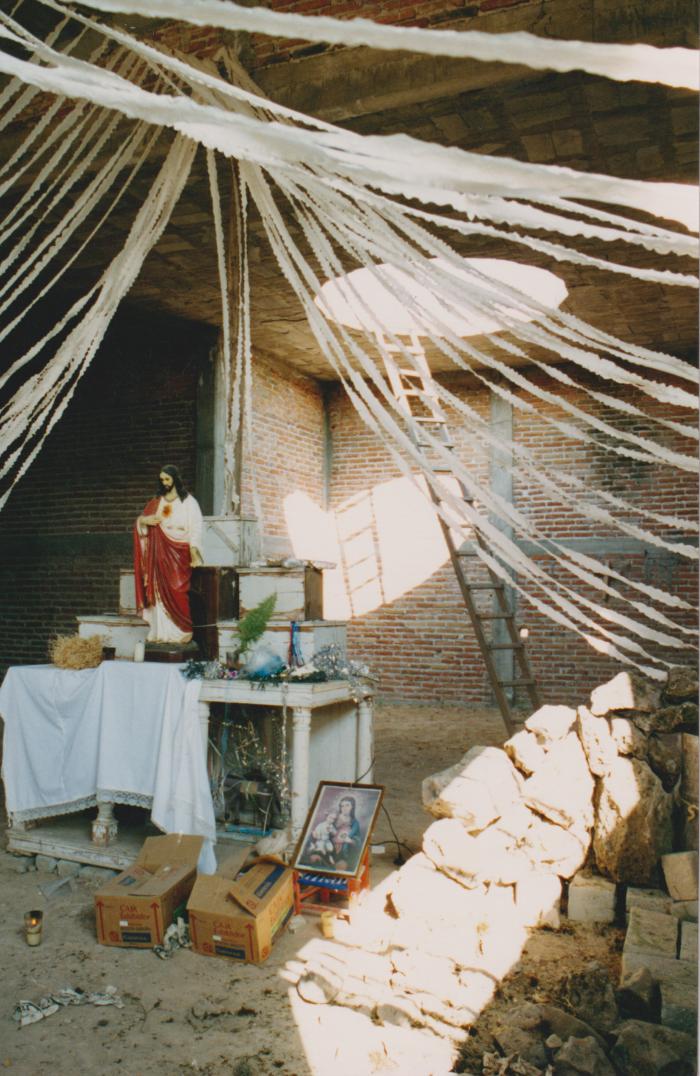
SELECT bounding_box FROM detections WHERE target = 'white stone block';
[679,920,698,963]
[590,671,661,717]
[522,733,594,830]
[576,706,618,776]
[503,729,546,776]
[201,516,260,567]
[609,717,647,758]
[567,872,616,923]
[238,565,322,620]
[77,614,148,659]
[422,746,522,831]
[119,569,136,614]
[217,619,346,665]
[515,873,561,929]
[661,851,699,902]
[524,704,576,744]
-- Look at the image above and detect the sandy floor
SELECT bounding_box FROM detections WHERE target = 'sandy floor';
[0,703,618,1076]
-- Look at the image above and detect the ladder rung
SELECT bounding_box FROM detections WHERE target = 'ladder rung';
[476,612,514,620]
[498,678,536,687]
[488,641,525,650]
[466,583,504,591]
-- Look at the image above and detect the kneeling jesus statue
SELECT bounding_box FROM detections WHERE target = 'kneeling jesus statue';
[133,464,203,645]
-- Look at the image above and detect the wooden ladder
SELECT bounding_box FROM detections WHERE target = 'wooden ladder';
[377,332,541,735]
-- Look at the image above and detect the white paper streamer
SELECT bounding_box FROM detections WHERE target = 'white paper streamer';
[79,0,699,91]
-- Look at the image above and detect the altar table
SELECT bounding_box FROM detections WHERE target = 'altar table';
[197,677,374,842]
[0,663,374,867]
[0,662,216,871]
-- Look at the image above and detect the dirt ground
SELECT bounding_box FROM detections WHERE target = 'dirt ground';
[0,703,621,1076]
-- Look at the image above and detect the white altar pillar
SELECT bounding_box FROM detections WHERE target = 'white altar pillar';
[198,701,210,763]
[290,706,312,843]
[356,696,374,783]
[92,802,118,846]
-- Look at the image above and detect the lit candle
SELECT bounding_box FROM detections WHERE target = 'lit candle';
[133,641,145,663]
[24,910,43,946]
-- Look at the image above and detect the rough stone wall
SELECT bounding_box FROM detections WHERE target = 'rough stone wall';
[326,370,698,706]
[0,309,212,676]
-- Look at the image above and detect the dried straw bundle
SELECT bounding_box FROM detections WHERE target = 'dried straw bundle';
[50,634,105,670]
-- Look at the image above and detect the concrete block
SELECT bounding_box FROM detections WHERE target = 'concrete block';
[621,951,699,1031]
[615,966,661,1022]
[35,855,58,873]
[56,860,81,878]
[621,951,697,1005]
[567,872,616,923]
[660,964,699,1035]
[625,886,672,919]
[671,900,698,922]
[79,865,118,882]
[611,1020,697,1075]
[9,855,36,873]
[624,906,678,959]
[661,851,698,901]
[679,920,698,962]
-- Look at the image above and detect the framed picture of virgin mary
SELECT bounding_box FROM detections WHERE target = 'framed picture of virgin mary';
[293,781,384,879]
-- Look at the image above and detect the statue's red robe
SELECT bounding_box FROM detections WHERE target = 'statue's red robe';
[133,497,193,635]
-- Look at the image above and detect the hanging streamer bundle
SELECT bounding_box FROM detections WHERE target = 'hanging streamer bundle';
[0,0,696,674]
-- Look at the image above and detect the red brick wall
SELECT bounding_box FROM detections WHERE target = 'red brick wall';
[0,308,214,674]
[248,0,521,68]
[326,369,698,706]
[242,353,326,540]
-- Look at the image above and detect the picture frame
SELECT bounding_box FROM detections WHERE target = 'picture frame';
[293,781,384,879]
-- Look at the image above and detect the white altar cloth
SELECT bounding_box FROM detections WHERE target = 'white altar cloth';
[0,663,216,872]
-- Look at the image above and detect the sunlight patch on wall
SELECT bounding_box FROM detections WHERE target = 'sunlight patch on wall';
[284,476,450,620]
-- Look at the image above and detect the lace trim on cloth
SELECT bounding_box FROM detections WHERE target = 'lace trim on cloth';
[10,795,97,823]
[10,790,154,823]
[97,790,153,810]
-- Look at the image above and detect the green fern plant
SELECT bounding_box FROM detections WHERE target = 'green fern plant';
[237,594,277,657]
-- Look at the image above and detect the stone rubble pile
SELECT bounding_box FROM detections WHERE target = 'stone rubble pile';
[292,666,697,1075]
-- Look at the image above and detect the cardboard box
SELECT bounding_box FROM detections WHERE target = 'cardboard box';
[187,858,294,964]
[95,834,203,947]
